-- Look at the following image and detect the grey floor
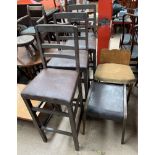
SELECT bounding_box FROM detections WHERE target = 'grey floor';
[17,34,138,155]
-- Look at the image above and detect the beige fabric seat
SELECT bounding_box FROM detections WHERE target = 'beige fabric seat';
[95,49,135,84]
[95,63,135,84]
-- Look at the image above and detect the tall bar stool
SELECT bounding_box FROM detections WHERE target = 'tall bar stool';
[52,12,89,100]
[21,24,83,151]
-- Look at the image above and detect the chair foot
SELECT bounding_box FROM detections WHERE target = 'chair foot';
[121,117,127,144]
[67,105,79,151]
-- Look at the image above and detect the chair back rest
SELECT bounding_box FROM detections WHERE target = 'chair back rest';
[53,12,88,50]
[27,4,47,26]
[67,4,96,33]
[100,49,131,65]
[121,13,138,45]
[122,13,138,35]
[35,24,80,72]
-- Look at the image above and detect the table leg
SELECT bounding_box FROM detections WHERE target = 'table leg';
[25,45,35,58]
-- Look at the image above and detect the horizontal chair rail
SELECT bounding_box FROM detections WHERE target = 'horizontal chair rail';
[41,126,72,136]
[58,36,86,40]
[44,53,76,59]
[68,4,96,10]
[54,12,87,19]
[36,24,77,33]
[42,43,75,50]
[32,107,69,117]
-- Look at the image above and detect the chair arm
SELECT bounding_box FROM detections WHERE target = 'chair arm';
[36,16,45,24]
[17,15,29,24]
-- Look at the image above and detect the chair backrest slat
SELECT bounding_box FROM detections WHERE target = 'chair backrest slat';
[68,4,96,33]
[53,12,88,51]
[35,24,80,72]
[42,43,75,50]
[43,53,75,60]
[27,4,47,25]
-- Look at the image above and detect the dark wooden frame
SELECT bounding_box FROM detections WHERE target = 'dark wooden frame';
[21,24,84,151]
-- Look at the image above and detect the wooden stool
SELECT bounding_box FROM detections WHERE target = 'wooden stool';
[17,35,37,58]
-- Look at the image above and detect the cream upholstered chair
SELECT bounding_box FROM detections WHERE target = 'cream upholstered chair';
[95,49,135,85]
[83,49,135,144]
[95,48,135,103]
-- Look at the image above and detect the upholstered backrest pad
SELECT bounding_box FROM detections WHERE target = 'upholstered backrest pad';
[100,49,131,65]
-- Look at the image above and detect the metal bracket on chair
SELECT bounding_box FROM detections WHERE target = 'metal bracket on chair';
[98,18,110,26]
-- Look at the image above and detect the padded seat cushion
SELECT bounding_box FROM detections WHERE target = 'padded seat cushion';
[87,82,124,120]
[21,26,35,35]
[66,39,96,50]
[21,68,78,104]
[47,50,88,69]
[95,63,135,84]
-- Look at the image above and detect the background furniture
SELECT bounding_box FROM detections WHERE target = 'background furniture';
[17,4,47,37]
[17,84,54,124]
[17,35,37,58]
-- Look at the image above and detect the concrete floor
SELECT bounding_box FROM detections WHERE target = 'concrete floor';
[17,34,138,155]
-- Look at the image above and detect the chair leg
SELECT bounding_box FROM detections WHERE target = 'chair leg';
[78,76,84,134]
[67,104,79,151]
[84,70,89,100]
[82,106,86,135]
[127,83,133,103]
[31,43,38,53]
[25,45,35,58]
[22,98,48,142]
[93,50,96,75]
[121,117,127,144]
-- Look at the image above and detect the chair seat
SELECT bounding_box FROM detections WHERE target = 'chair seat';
[21,26,35,35]
[47,50,88,69]
[95,63,135,84]
[65,39,96,50]
[21,68,78,104]
[87,82,124,120]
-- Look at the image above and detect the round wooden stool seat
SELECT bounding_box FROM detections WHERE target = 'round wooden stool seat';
[17,35,37,58]
[17,35,35,47]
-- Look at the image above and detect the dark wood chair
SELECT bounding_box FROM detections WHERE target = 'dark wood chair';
[119,13,138,49]
[52,12,89,100]
[119,12,138,74]
[67,4,97,74]
[21,24,83,151]
[17,4,47,36]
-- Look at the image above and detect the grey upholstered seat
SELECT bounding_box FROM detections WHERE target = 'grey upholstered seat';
[20,26,35,35]
[65,39,96,50]
[87,82,124,121]
[21,68,78,104]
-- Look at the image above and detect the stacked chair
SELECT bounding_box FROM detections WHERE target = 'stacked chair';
[21,24,83,151]
[52,12,89,100]
[83,49,136,144]
[18,2,137,150]
[67,4,97,74]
